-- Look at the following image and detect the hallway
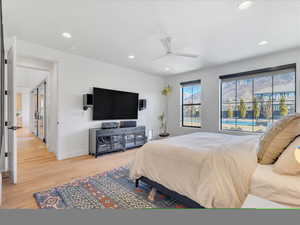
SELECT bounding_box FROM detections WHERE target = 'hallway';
[1,128,136,208]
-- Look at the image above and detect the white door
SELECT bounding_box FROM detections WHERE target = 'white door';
[7,39,17,184]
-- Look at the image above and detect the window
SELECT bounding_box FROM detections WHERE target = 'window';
[181,80,201,128]
[220,64,296,133]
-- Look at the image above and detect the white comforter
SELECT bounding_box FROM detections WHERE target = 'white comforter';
[130,132,260,208]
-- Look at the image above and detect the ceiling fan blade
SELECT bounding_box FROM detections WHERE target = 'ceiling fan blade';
[153,53,168,61]
[172,52,199,58]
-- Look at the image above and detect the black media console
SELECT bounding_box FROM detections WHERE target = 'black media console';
[89,126,147,158]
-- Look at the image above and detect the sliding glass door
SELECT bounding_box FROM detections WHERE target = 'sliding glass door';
[31,81,47,142]
[37,83,46,141]
[31,89,38,136]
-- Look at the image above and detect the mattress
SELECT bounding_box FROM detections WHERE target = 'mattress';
[250,164,300,207]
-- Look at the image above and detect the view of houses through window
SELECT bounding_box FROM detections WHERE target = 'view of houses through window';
[221,66,296,132]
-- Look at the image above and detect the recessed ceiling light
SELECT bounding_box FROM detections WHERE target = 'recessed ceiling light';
[62,32,72,39]
[238,1,254,10]
[128,55,135,59]
[165,67,171,71]
[258,40,268,46]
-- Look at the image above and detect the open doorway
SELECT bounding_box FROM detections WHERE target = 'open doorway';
[12,55,59,183]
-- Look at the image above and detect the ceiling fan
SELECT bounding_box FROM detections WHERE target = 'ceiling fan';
[154,37,199,60]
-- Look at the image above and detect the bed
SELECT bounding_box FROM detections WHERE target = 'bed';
[130,114,300,208]
[250,164,300,207]
[130,132,260,208]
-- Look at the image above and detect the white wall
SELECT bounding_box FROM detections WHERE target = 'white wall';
[16,87,31,128]
[21,93,30,128]
[12,39,166,160]
[166,48,300,136]
[46,65,58,154]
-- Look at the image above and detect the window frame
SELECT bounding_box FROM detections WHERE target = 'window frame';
[219,63,297,133]
[181,80,202,128]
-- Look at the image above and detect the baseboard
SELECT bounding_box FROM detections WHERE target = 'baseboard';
[57,149,88,160]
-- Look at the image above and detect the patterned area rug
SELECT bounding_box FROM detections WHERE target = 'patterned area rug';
[34,166,185,209]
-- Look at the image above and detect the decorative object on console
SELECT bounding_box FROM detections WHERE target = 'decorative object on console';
[83,94,93,111]
[139,99,147,111]
[101,122,119,129]
[158,112,169,137]
[120,121,137,128]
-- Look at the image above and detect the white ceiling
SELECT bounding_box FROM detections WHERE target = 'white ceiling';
[3,0,300,76]
[16,67,48,91]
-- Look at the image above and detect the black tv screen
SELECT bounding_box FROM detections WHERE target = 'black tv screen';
[93,87,139,120]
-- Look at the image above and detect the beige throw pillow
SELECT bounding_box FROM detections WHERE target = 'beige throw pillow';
[273,136,300,175]
[258,114,300,165]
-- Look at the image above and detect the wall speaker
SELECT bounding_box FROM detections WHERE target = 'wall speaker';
[139,99,147,111]
[83,94,93,110]
[120,121,137,128]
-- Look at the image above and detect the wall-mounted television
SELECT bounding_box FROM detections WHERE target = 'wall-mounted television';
[93,87,139,120]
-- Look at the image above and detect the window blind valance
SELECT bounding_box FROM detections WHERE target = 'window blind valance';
[219,63,296,81]
[180,79,201,86]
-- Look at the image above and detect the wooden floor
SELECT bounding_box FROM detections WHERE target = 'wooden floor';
[1,128,136,209]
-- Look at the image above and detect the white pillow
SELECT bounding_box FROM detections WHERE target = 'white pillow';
[273,136,300,176]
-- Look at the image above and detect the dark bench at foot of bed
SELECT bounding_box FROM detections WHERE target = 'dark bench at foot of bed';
[136,176,205,209]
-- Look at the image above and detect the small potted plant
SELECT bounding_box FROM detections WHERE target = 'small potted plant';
[158,112,169,137]
[161,85,172,96]
[158,85,172,137]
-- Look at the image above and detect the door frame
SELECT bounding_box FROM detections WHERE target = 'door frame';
[16,56,60,157]
[6,37,17,184]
